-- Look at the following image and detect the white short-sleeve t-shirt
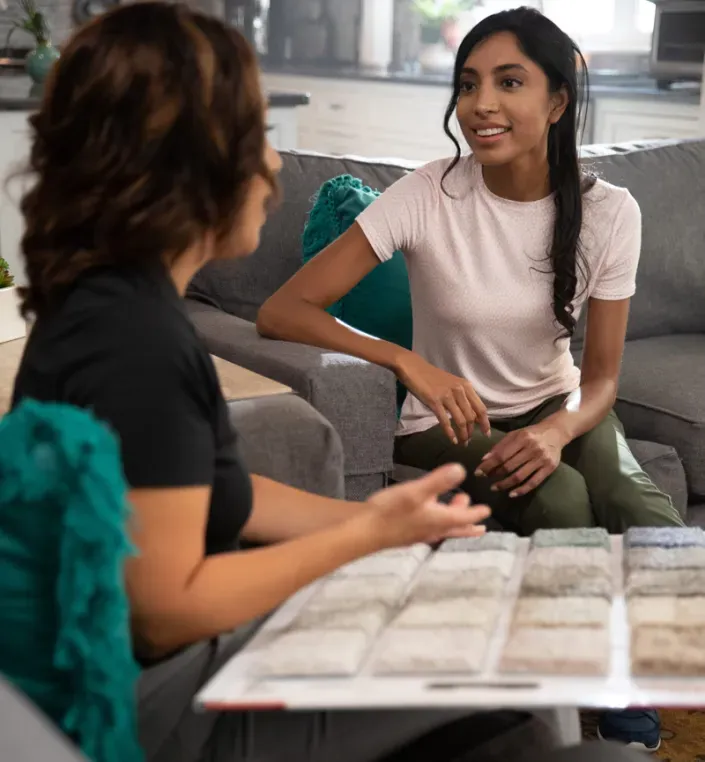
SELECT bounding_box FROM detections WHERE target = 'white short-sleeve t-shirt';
[356,155,641,436]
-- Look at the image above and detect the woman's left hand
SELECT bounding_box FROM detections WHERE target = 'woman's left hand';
[475,423,568,497]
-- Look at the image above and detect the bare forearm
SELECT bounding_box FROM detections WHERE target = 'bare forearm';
[546,379,618,443]
[244,475,365,543]
[138,516,379,657]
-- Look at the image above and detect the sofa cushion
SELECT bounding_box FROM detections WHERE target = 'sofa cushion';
[582,140,705,342]
[187,152,411,321]
[614,334,705,496]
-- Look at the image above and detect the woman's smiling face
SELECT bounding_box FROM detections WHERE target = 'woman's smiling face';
[455,31,568,167]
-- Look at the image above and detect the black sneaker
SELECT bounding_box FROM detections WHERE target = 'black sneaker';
[597,709,661,752]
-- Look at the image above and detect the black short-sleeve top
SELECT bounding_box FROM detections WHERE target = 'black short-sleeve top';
[11,264,252,556]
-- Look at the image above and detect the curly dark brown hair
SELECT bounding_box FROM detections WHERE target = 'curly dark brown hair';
[19,1,275,319]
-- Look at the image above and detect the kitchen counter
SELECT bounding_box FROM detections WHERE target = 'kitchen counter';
[262,62,702,105]
[0,72,310,111]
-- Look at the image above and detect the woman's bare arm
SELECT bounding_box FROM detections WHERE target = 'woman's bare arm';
[257,223,410,371]
[126,466,487,660]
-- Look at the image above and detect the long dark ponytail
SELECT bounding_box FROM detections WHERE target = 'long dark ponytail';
[442,6,594,339]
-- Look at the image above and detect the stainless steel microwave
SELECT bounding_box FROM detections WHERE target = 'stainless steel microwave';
[651,0,705,83]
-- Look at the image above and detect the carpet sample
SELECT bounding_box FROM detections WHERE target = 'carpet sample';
[372,627,488,674]
[501,626,610,676]
[291,600,389,637]
[440,532,518,554]
[410,567,506,600]
[626,568,705,597]
[426,549,516,579]
[393,596,501,630]
[257,629,370,677]
[628,597,705,629]
[531,528,610,550]
[526,547,611,571]
[627,546,705,571]
[512,596,611,629]
[334,553,421,581]
[375,544,432,562]
[631,627,705,676]
[317,575,407,606]
[521,563,613,599]
[625,527,705,549]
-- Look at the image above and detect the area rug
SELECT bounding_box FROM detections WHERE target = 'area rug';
[582,710,705,760]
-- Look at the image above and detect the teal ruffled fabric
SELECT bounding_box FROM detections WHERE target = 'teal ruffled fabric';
[303,174,413,414]
[0,400,143,762]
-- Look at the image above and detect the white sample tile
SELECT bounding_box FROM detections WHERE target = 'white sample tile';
[393,596,501,630]
[333,553,421,581]
[371,627,489,675]
[512,596,611,629]
[257,629,370,677]
[426,549,515,579]
[291,600,389,638]
[410,567,505,600]
[316,575,408,606]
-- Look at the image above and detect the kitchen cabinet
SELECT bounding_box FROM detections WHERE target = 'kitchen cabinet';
[592,98,702,144]
[0,112,31,288]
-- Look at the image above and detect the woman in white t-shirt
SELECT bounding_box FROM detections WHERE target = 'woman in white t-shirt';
[259,13,684,537]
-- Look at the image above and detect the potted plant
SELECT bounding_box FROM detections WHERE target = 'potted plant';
[4,0,60,85]
[412,0,481,72]
[0,258,26,344]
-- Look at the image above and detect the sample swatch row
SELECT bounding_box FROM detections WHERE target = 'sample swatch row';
[625,527,705,677]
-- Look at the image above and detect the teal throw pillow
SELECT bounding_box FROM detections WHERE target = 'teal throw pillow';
[302,174,412,413]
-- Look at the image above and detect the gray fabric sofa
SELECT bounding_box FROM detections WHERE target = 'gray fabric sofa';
[186,140,705,524]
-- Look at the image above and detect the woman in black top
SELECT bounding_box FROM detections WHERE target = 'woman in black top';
[10,5,645,762]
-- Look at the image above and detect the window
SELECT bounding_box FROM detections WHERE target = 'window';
[473,0,655,52]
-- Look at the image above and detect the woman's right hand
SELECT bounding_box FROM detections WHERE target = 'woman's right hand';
[395,351,491,444]
[364,464,490,550]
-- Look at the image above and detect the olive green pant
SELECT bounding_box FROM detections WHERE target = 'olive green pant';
[395,395,685,535]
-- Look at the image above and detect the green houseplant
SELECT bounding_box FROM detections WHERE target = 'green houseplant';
[412,0,480,45]
[0,257,26,343]
[4,0,60,85]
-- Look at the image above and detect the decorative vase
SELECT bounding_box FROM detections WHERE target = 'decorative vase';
[25,42,60,85]
[0,287,26,344]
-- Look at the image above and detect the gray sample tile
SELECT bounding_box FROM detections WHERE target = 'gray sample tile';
[427,549,516,579]
[291,600,389,638]
[625,527,705,549]
[501,626,610,676]
[333,553,421,581]
[394,596,501,630]
[521,563,613,599]
[410,567,506,600]
[512,596,611,629]
[317,575,407,606]
[631,626,705,676]
[625,568,705,597]
[526,546,611,571]
[372,627,489,674]
[440,532,519,553]
[257,629,370,677]
[532,528,610,549]
[627,546,705,571]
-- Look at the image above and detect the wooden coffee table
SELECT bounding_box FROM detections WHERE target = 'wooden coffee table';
[0,337,292,416]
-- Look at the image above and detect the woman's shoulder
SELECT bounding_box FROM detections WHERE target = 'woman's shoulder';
[583,175,640,228]
[397,154,478,200]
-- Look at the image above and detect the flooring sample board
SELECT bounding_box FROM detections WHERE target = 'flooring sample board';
[393,596,501,630]
[526,547,611,571]
[624,527,705,549]
[316,575,407,606]
[532,528,610,550]
[626,568,705,597]
[257,629,370,677]
[426,549,515,579]
[374,544,432,562]
[334,554,420,580]
[628,597,705,629]
[626,546,705,571]
[410,567,505,600]
[631,626,705,676]
[512,596,611,629]
[291,600,389,637]
[521,563,612,599]
[501,627,610,676]
[440,532,518,554]
[371,627,489,675]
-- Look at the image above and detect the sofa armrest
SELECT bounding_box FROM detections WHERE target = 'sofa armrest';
[186,300,396,477]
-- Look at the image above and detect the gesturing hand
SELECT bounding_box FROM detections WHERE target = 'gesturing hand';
[395,352,491,445]
[475,423,567,497]
[365,464,491,549]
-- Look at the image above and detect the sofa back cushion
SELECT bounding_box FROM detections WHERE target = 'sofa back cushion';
[188,152,412,321]
[582,140,705,341]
